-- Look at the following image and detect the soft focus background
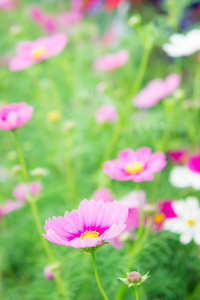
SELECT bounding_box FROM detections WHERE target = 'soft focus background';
[1,0,200,299]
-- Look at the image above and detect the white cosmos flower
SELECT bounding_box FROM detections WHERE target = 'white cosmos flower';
[164,197,200,245]
[169,166,200,190]
[163,29,200,57]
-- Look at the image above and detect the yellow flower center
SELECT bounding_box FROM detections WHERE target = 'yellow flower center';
[80,230,100,239]
[125,161,145,174]
[31,47,46,59]
[153,212,165,224]
[47,111,61,122]
[187,219,195,226]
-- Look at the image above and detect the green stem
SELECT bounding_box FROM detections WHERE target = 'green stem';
[65,133,77,204]
[12,130,67,298]
[12,130,29,182]
[90,251,109,300]
[134,286,139,300]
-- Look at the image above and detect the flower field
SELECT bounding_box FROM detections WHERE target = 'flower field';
[1,1,200,299]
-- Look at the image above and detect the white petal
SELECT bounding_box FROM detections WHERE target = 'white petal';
[180,231,193,244]
[164,218,187,234]
[193,223,200,245]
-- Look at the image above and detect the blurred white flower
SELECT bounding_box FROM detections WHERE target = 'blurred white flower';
[163,29,200,57]
[169,166,200,190]
[30,168,48,177]
[164,197,200,245]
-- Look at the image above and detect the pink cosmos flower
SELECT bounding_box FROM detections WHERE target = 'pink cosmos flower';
[168,148,189,164]
[152,200,177,231]
[0,102,33,131]
[95,105,117,124]
[9,33,67,71]
[13,181,42,201]
[103,147,167,182]
[92,187,115,203]
[43,199,128,249]
[0,199,24,219]
[133,74,180,109]
[112,190,146,248]
[0,0,17,11]
[94,50,129,71]
[44,265,54,280]
[187,150,200,173]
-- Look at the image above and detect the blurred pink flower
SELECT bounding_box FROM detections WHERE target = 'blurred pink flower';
[152,200,177,231]
[133,74,180,108]
[30,5,56,34]
[92,187,115,203]
[0,0,17,11]
[58,10,83,27]
[43,199,128,249]
[112,190,146,248]
[168,148,189,164]
[187,150,200,173]
[13,181,42,201]
[103,147,166,182]
[95,105,117,124]
[44,265,54,280]
[94,50,129,71]
[9,33,67,71]
[0,102,33,131]
[0,199,24,219]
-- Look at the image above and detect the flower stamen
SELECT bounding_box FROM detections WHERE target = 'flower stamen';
[31,47,46,59]
[187,219,195,226]
[153,212,165,224]
[125,161,145,174]
[80,230,99,239]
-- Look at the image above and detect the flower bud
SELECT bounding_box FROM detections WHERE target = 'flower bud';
[63,120,76,132]
[30,168,48,178]
[128,15,141,27]
[11,165,22,174]
[127,271,142,283]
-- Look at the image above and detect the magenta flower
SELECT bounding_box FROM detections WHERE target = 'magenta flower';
[9,33,67,71]
[95,105,117,124]
[187,150,200,173]
[152,200,177,231]
[168,148,188,164]
[43,199,128,249]
[92,187,115,203]
[0,102,33,131]
[13,181,42,201]
[103,147,167,182]
[94,50,129,71]
[0,199,24,219]
[133,74,180,109]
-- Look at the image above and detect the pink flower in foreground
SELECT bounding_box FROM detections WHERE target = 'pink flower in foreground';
[168,148,189,164]
[92,187,115,203]
[112,190,146,248]
[103,147,167,182]
[94,50,129,71]
[43,199,128,249]
[187,150,200,173]
[0,199,24,219]
[152,200,177,231]
[13,181,42,201]
[44,265,54,280]
[95,105,117,124]
[0,102,33,131]
[9,33,67,71]
[133,74,180,109]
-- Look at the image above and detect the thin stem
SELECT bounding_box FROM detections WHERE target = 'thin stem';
[90,251,109,300]
[12,130,29,182]
[12,130,68,298]
[134,286,139,300]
